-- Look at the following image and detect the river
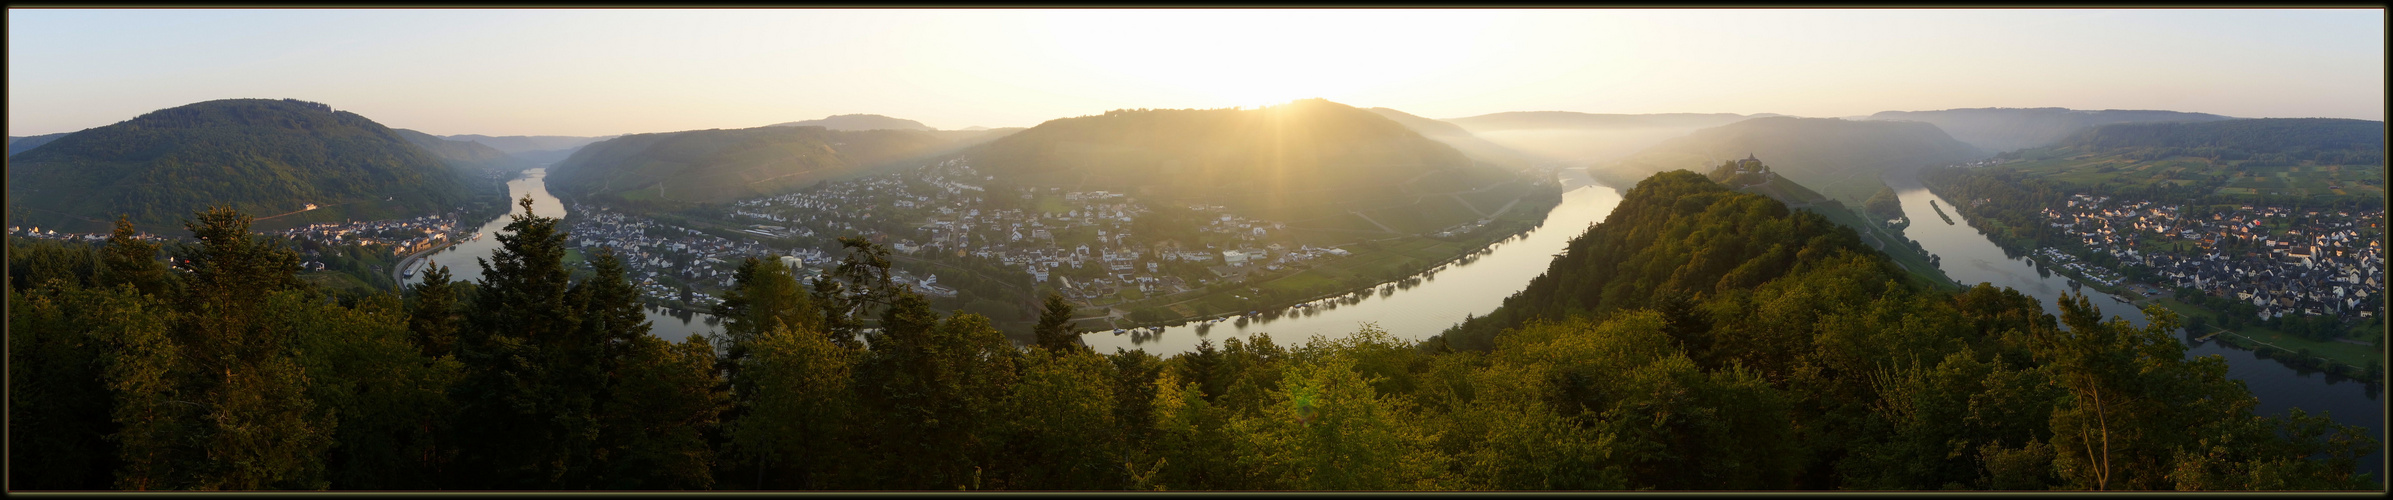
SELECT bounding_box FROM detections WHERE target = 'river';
[1084,168,1623,353]
[1887,168,2382,482]
[397,168,724,342]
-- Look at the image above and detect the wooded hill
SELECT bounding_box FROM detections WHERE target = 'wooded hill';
[1867,107,2235,154]
[545,126,1018,206]
[1605,116,1985,205]
[4,99,481,233]
[966,99,1517,231]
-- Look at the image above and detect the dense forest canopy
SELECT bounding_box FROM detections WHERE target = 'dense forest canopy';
[9,170,2373,491]
[4,99,476,233]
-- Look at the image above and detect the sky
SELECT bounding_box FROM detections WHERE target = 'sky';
[8,8,2385,137]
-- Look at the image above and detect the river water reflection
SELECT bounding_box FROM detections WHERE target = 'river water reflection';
[1083,169,1623,354]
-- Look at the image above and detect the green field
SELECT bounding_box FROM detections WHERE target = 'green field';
[2155,298,2384,371]
[2001,152,2384,199]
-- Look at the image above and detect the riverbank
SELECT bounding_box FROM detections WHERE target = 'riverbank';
[1086,190,1562,331]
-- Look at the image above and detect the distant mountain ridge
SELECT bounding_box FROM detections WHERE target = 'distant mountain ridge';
[6,132,72,157]
[1444,111,1756,131]
[1866,107,2235,153]
[395,129,535,174]
[2060,117,2382,153]
[967,98,1515,228]
[5,98,478,232]
[1608,117,1985,205]
[440,134,615,154]
[1437,111,1762,165]
[769,114,935,131]
[1365,107,1540,170]
[547,126,1015,205]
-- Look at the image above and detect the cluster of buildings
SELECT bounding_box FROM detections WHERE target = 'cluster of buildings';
[2038,194,2384,320]
[6,225,154,243]
[274,214,463,256]
[719,158,1362,307]
[562,204,781,308]
[2032,247,2128,289]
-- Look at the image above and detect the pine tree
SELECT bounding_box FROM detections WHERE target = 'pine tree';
[99,215,171,297]
[168,206,333,490]
[453,195,587,488]
[407,265,460,358]
[1033,293,1084,353]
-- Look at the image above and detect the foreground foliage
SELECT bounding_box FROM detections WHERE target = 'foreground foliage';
[9,174,2375,491]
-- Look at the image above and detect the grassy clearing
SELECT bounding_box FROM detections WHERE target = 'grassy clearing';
[2156,298,2384,370]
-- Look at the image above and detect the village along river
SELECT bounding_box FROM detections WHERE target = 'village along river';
[397,168,724,342]
[1885,169,2382,482]
[412,166,2376,481]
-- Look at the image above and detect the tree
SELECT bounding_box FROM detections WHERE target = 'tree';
[726,322,856,489]
[1228,355,1445,490]
[168,206,334,490]
[453,195,590,489]
[9,283,166,489]
[1034,293,1084,352]
[852,291,1020,488]
[993,349,1123,489]
[407,264,461,358]
[99,215,171,297]
[591,334,726,489]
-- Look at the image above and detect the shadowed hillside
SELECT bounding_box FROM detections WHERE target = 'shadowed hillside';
[7,132,71,157]
[546,126,1016,206]
[1366,107,1540,171]
[1866,107,2234,153]
[1606,117,1984,205]
[966,98,1517,229]
[5,98,477,233]
[1441,111,1759,166]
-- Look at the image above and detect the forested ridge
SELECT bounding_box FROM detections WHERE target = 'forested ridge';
[546,125,1008,207]
[1866,107,2236,153]
[965,98,1513,225]
[8,172,2375,490]
[1603,117,1984,205]
[4,99,475,232]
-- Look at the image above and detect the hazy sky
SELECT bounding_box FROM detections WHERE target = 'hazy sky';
[9,8,2385,137]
